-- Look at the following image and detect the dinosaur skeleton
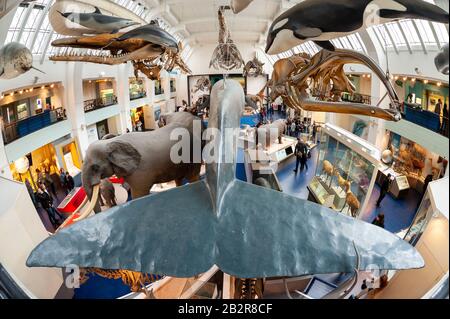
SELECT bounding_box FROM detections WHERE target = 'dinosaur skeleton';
[49,29,191,80]
[192,76,211,93]
[209,7,244,71]
[267,49,402,121]
[243,56,265,77]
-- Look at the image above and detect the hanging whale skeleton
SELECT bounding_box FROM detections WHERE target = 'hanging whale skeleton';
[265,48,403,121]
[27,79,423,284]
[49,22,191,80]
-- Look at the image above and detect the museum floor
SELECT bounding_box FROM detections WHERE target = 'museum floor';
[275,148,420,234]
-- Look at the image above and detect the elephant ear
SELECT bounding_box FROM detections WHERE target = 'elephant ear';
[106,141,141,177]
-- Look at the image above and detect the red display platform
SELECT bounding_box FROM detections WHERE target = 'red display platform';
[109,176,124,184]
[57,187,87,214]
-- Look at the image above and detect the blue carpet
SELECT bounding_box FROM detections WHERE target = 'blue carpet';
[360,185,421,233]
[74,274,132,299]
[275,147,319,200]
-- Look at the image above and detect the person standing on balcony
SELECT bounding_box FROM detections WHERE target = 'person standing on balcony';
[435,99,442,115]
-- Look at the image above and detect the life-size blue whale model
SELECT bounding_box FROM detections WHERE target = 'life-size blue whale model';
[58,6,139,34]
[27,80,424,280]
[266,0,449,54]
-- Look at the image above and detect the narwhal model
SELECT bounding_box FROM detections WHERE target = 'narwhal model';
[27,80,424,282]
[0,42,44,79]
[266,0,449,54]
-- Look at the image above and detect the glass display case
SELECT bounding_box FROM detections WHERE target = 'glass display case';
[308,124,380,218]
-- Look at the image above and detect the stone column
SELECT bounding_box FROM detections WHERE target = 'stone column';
[115,63,133,134]
[0,132,13,179]
[64,62,90,159]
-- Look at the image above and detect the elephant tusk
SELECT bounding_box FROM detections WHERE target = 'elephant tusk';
[53,196,89,234]
[73,185,100,222]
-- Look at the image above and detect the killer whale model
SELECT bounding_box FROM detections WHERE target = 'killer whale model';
[266,0,449,54]
[27,80,423,280]
[57,6,139,34]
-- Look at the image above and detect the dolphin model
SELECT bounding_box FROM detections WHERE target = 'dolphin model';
[57,6,139,34]
[27,80,424,281]
[0,42,44,79]
[114,21,179,53]
[435,43,449,75]
[266,0,450,54]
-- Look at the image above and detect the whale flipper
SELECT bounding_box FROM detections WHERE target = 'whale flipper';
[314,40,335,51]
[27,181,216,278]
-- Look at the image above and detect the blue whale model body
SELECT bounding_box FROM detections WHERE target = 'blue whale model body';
[27,80,424,280]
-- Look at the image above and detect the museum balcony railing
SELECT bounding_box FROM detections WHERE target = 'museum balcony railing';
[129,91,147,101]
[402,103,449,138]
[311,89,372,105]
[84,95,118,113]
[1,108,67,145]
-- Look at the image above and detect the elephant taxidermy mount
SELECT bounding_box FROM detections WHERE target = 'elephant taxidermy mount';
[79,112,204,220]
[266,49,403,121]
[49,22,191,80]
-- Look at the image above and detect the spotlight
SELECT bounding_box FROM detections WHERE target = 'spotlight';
[403,77,408,81]
[19,90,23,94]
[394,76,399,80]
[41,86,45,89]
[424,80,429,84]
[50,84,55,88]
[411,78,416,82]
[437,82,442,87]
[0,95,3,99]
[30,87,34,92]
[367,74,371,78]
[10,92,14,96]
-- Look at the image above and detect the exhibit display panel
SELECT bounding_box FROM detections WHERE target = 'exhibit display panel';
[309,124,380,217]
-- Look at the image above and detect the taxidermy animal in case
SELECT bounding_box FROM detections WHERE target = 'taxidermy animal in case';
[435,43,449,75]
[77,111,203,219]
[27,79,424,280]
[0,42,44,79]
[0,0,35,20]
[341,182,361,218]
[266,0,449,54]
[57,6,139,34]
